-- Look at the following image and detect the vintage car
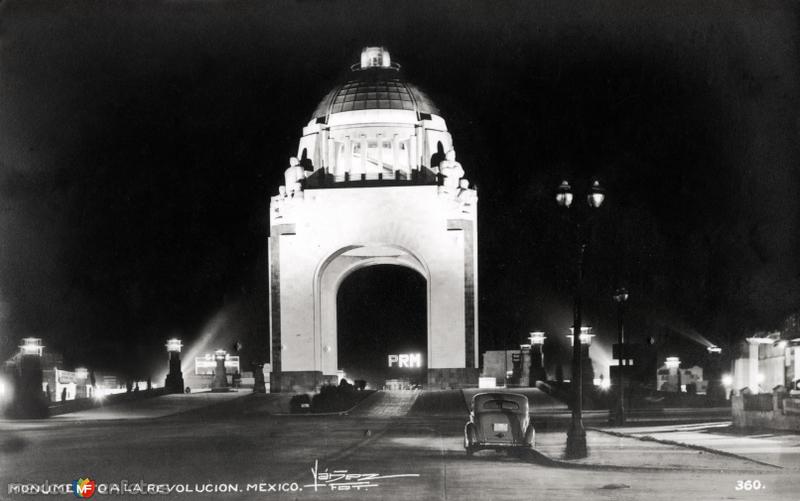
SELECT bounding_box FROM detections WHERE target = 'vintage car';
[464,392,534,456]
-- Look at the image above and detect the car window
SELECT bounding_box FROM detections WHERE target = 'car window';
[481,400,520,410]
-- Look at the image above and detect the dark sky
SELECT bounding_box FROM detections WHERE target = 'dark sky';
[1,1,798,375]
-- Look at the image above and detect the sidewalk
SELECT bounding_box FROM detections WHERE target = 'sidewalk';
[533,427,782,472]
[592,422,800,471]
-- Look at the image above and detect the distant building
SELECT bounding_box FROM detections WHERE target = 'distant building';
[482,350,516,386]
[656,359,705,393]
[610,342,659,390]
[730,318,800,430]
[42,367,76,402]
[732,330,800,394]
[3,348,99,402]
[194,353,240,376]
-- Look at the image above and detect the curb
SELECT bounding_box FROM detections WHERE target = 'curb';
[521,448,694,472]
[587,427,783,470]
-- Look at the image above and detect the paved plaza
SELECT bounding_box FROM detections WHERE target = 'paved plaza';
[1,390,797,500]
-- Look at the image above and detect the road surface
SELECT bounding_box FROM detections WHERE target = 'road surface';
[0,390,796,500]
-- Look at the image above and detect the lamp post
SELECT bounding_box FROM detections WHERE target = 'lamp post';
[252,362,267,393]
[568,327,595,393]
[665,356,681,392]
[557,179,605,459]
[612,287,629,426]
[705,345,723,402]
[519,344,532,387]
[12,338,48,418]
[211,349,230,392]
[529,331,547,384]
[165,338,185,394]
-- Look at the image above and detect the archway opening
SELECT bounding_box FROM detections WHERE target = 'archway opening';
[336,264,427,388]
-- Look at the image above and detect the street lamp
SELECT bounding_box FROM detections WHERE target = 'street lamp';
[612,287,629,426]
[556,180,574,207]
[12,338,48,418]
[587,180,605,208]
[529,331,546,345]
[557,179,605,459]
[567,326,595,346]
[212,349,230,392]
[665,356,681,392]
[528,331,547,384]
[166,338,183,353]
[20,337,44,357]
[705,345,724,401]
[165,338,185,394]
[519,343,532,387]
[567,327,595,401]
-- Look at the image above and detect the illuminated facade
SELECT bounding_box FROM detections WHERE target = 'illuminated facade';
[733,331,798,394]
[268,47,479,391]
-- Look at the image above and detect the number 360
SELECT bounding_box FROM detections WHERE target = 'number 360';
[735,480,763,491]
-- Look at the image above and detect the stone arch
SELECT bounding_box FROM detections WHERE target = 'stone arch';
[313,244,431,378]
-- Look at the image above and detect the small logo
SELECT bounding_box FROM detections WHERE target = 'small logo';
[73,478,96,498]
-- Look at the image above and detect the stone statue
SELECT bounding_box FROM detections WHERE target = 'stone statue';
[284,156,307,196]
[438,149,464,190]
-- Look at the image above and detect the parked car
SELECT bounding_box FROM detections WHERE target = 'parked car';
[464,392,534,456]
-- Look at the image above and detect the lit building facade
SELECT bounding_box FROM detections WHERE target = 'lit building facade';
[268,47,479,392]
[733,331,799,394]
[656,359,706,393]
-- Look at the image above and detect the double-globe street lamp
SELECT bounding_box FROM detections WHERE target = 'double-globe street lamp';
[556,179,605,459]
[612,287,629,426]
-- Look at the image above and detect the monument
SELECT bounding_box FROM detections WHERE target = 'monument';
[268,47,479,391]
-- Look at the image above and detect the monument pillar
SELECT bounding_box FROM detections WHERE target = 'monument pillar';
[11,338,48,419]
[211,349,230,392]
[252,363,267,393]
[164,338,185,394]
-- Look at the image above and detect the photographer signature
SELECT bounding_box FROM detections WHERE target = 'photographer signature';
[304,460,420,492]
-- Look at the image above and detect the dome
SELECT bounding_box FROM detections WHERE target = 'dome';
[311,47,439,121]
[295,47,454,187]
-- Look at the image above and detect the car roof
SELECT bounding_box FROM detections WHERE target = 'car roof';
[471,392,529,408]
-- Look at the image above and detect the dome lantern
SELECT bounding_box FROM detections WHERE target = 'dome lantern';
[360,46,392,69]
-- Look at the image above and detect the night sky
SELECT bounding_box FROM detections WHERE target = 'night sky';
[1,1,798,377]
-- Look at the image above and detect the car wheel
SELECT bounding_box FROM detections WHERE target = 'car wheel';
[524,424,535,448]
[464,425,477,457]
